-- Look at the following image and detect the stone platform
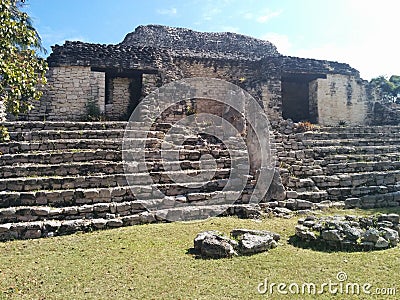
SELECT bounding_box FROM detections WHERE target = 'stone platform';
[1,121,400,241]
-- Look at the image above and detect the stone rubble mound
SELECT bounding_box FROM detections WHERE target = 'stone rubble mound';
[295,213,400,251]
[193,229,280,259]
[120,24,280,60]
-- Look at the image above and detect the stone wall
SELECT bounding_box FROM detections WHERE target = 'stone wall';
[314,74,373,125]
[19,25,388,125]
[39,66,99,121]
[142,73,161,96]
[105,77,131,120]
[90,71,106,114]
[173,57,280,117]
[260,78,282,123]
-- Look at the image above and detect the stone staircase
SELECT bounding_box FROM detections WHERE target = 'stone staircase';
[2,121,400,241]
[278,126,400,209]
[0,121,255,241]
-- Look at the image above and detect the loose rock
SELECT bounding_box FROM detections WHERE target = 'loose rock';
[293,213,400,251]
[193,228,280,259]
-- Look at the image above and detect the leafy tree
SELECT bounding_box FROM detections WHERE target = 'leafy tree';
[0,0,48,118]
[370,75,400,103]
[389,75,400,98]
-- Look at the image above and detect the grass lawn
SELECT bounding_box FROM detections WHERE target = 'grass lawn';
[0,208,399,299]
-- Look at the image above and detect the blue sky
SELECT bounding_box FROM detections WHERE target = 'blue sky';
[24,0,399,80]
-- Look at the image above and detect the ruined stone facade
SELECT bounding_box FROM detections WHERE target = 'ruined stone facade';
[12,25,385,126]
[2,25,400,242]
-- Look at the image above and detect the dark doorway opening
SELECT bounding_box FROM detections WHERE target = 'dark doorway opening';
[128,75,143,118]
[281,73,326,123]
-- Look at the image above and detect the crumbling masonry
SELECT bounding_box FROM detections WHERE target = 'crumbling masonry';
[13,25,385,125]
[0,25,399,241]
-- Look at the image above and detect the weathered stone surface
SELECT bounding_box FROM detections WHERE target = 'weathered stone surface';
[321,230,342,242]
[238,233,275,254]
[296,199,314,210]
[342,225,362,240]
[194,228,280,259]
[106,219,123,228]
[295,225,317,241]
[361,229,380,243]
[375,237,389,248]
[380,227,399,246]
[293,213,400,251]
[194,231,237,259]
[231,229,280,242]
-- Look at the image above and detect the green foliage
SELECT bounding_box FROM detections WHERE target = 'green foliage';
[0,125,10,142]
[185,104,196,115]
[0,0,48,116]
[370,75,400,103]
[84,98,102,121]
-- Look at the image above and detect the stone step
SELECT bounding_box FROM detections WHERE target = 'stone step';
[8,129,236,143]
[296,191,329,202]
[0,190,251,224]
[300,131,400,140]
[320,153,400,165]
[326,184,400,200]
[0,203,260,242]
[350,192,400,209]
[311,170,400,189]
[286,178,317,190]
[277,145,400,161]
[8,129,161,141]
[0,185,253,209]
[0,168,232,192]
[0,147,242,167]
[285,164,324,177]
[0,149,121,166]
[0,186,135,208]
[3,121,236,135]
[0,161,124,179]
[0,200,147,224]
[324,161,400,175]
[1,138,125,154]
[0,137,242,155]
[0,157,235,178]
[316,126,400,134]
[302,138,400,147]
[2,121,129,131]
[140,148,246,161]
[311,145,400,156]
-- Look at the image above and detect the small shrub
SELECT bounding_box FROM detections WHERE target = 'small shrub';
[338,120,347,126]
[185,105,196,116]
[0,125,10,142]
[84,98,107,121]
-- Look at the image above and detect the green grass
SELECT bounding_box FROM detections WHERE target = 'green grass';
[0,209,399,299]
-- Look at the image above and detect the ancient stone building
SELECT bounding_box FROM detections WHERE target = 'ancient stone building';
[15,25,382,125]
[2,25,400,241]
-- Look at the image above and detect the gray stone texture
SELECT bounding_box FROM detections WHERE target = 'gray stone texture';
[295,214,400,251]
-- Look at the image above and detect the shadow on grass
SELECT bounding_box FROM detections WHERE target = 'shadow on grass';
[185,247,231,260]
[289,235,362,253]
